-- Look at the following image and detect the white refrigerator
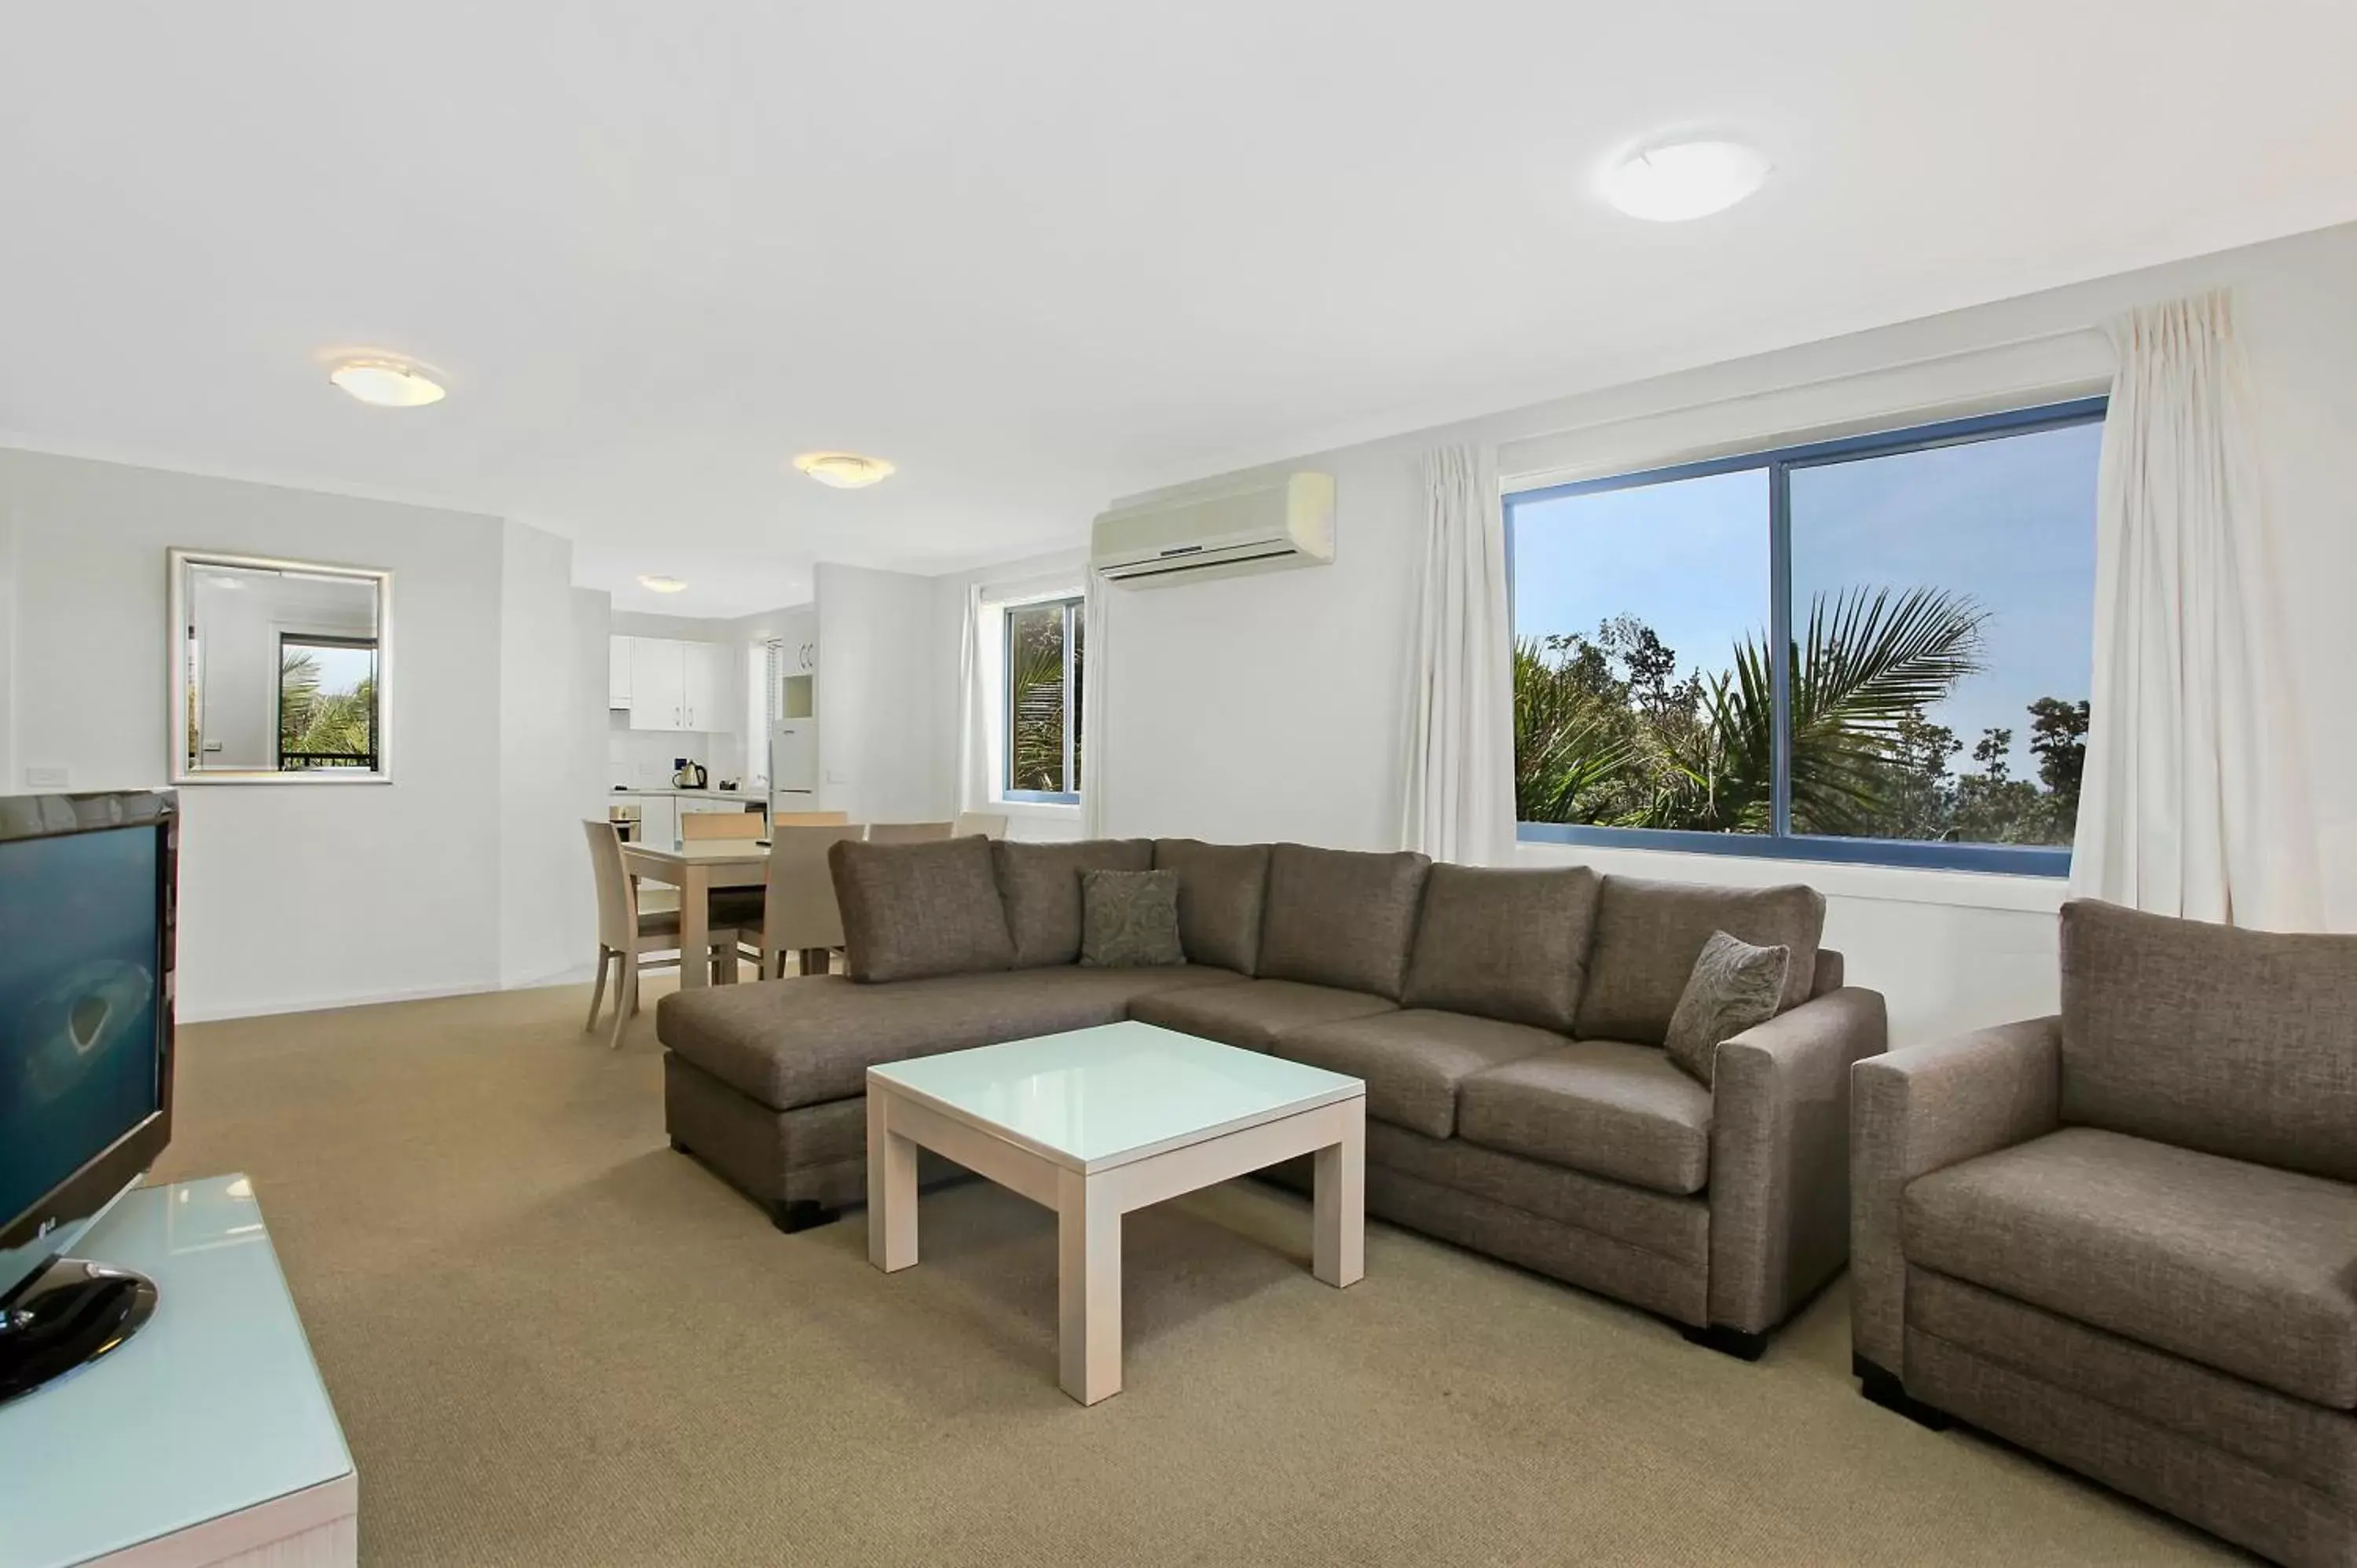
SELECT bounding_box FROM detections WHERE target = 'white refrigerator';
[769,719,819,820]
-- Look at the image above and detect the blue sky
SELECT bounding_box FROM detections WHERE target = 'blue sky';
[1508,420,2101,779]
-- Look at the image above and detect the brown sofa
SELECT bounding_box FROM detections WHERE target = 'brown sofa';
[1851,899,2357,1568]
[658,835,1887,1354]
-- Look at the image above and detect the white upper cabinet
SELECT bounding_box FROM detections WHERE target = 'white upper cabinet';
[614,636,731,733]
[680,641,721,733]
[626,638,686,731]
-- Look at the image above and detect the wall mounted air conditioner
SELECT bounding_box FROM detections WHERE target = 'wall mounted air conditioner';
[1090,471,1336,588]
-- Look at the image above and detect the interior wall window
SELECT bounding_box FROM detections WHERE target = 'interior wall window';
[277,635,379,772]
[1506,397,2103,874]
[1004,595,1083,804]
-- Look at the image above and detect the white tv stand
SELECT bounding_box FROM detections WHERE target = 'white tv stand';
[0,1176,357,1568]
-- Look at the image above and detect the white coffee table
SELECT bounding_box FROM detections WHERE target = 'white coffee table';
[865,1020,1367,1405]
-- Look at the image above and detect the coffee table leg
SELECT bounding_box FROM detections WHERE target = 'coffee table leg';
[867,1094,918,1272]
[1057,1169,1121,1405]
[1313,1097,1366,1288]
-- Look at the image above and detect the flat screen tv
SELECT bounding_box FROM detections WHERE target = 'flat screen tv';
[0,788,176,1405]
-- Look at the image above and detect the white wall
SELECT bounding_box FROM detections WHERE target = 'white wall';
[815,562,949,826]
[0,449,509,1020]
[497,520,603,987]
[1092,220,2357,1046]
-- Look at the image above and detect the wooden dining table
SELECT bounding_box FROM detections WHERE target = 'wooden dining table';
[619,838,767,990]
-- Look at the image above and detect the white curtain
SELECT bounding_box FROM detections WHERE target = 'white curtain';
[1080,570,1111,837]
[1400,444,1516,864]
[2070,290,2319,929]
[954,582,992,814]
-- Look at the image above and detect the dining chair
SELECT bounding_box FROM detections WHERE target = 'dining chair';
[680,809,765,841]
[951,811,1010,839]
[771,810,851,827]
[865,821,955,844]
[732,823,865,979]
[581,820,744,1049]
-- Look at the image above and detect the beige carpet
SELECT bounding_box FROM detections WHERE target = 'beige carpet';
[149,980,2243,1567]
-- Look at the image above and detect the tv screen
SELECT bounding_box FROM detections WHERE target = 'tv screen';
[0,825,166,1251]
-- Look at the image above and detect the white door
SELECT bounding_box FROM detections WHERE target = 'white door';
[608,637,632,709]
[629,639,686,731]
[680,642,721,732]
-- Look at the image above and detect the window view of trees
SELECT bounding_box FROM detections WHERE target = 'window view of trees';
[1007,597,1083,797]
[1513,592,2087,843]
[1509,407,2101,861]
[279,639,378,771]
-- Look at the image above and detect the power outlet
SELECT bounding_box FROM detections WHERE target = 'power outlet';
[25,765,70,789]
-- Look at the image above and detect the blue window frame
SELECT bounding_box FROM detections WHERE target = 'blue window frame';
[1003,595,1083,805]
[1506,397,2106,875]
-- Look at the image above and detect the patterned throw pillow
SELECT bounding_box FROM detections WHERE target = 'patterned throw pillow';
[1662,930,1791,1086]
[1079,868,1186,968]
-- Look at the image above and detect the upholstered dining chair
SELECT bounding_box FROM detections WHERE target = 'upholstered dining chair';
[865,821,955,843]
[950,811,1010,838]
[581,820,744,1049]
[731,822,865,978]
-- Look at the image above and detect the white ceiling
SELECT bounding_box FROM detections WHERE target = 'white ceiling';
[5,2,2356,617]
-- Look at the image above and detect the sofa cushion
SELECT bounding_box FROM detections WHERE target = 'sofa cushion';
[1902,1126,2357,1408]
[829,837,1017,983]
[656,966,1248,1112]
[1662,931,1790,1087]
[1128,978,1395,1054]
[1457,1041,1714,1196]
[2061,898,2357,1184]
[1276,1010,1564,1138]
[1256,843,1431,999]
[1400,863,1600,1032]
[1574,877,1825,1045]
[992,838,1154,969]
[1153,839,1271,974]
[1078,868,1184,968]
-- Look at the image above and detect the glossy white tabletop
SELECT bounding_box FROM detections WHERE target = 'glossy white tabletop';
[0,1175,353,1568]
[868,1021,1363,1172]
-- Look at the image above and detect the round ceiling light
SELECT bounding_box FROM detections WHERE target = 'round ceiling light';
[637,574,688,594]
[1601,139,1772,222]
[328,357,446,408]
[793,452,895,489]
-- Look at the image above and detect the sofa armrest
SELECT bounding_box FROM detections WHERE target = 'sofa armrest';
[1848,1017,2062,1376]
[1706,987,1890,1336]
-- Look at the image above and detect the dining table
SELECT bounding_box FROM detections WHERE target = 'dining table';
[619,837,767,990]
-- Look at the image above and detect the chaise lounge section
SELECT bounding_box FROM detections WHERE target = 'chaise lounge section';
[658,834,1887,1350]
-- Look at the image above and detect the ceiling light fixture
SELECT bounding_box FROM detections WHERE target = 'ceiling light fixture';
[794,452,895,489]
[328,357,446,408]
[638,575,688,594]
[1601,138,1772,222]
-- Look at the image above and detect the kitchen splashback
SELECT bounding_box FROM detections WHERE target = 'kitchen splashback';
[608,713,710,789]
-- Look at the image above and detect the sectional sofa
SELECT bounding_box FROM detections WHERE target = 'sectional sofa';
[657,836,1887,1353]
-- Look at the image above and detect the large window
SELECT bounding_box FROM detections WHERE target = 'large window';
[277,634,379,772]
[1507,397,2103,874]
[1005,595,1083,804]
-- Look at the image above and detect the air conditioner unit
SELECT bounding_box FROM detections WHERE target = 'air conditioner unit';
[1091,471,1336,588]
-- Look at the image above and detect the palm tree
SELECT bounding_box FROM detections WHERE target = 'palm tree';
[1512,586,1987,836]
[1710,586,1987,833]
[1008,615,1069,791]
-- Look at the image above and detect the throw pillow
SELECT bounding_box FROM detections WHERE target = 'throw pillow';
[1662,930,1791,1087]
[1079,869,1185,968]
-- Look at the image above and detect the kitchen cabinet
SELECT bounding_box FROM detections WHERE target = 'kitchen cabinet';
[637,794,678,848]
[608,638,632,709]
[680,641,720,732]
[617,636,727,732]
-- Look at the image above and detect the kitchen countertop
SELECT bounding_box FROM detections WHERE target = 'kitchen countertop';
[610,786,761,800]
